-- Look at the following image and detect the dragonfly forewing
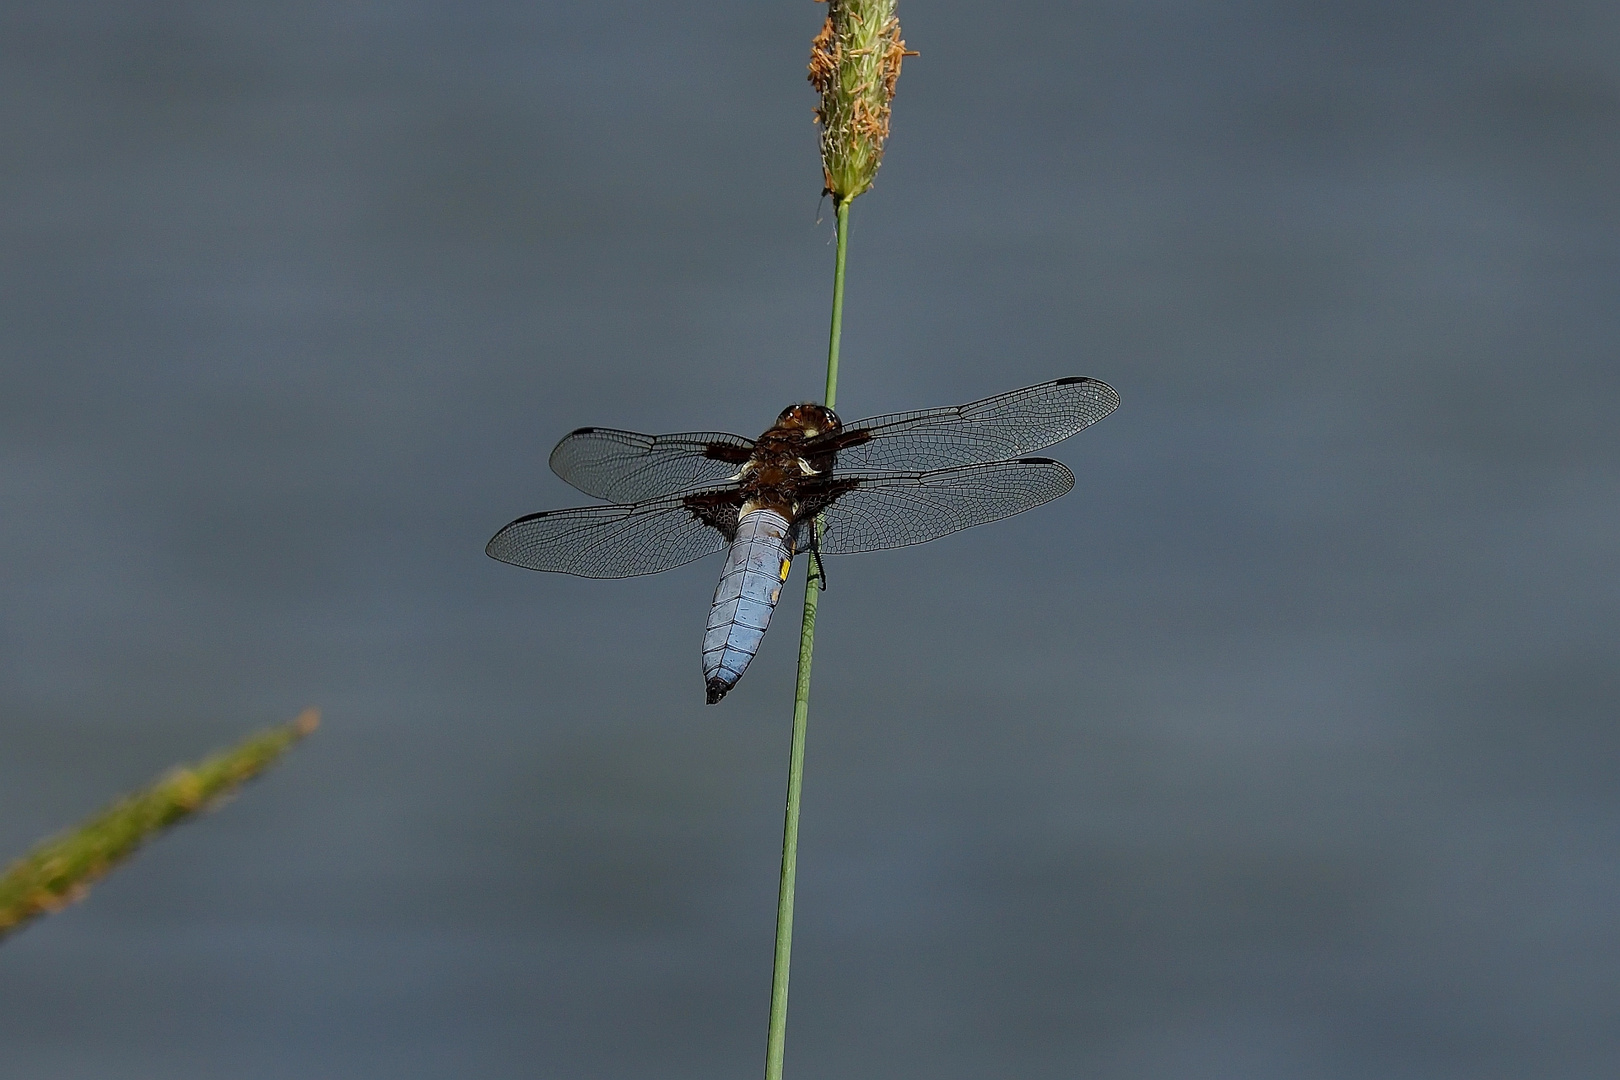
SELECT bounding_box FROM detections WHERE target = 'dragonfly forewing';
[814,377,1117,472]
[549,428,755,502]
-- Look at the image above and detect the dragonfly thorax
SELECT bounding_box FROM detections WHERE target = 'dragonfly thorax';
[739,406,844,521]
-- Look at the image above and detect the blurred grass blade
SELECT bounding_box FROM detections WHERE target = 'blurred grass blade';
[0,708,319,941]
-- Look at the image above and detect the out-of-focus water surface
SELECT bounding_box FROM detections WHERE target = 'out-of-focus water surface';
[2,2,1617,1077]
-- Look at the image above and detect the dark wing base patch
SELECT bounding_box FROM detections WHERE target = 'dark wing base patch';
[682,489,744,542]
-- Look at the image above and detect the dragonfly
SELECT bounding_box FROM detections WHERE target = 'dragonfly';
[487,377,1119,704]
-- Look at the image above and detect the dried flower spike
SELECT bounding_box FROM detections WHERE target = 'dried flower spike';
[809,0,916,203]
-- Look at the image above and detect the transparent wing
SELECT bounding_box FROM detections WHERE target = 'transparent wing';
[819,377,1118,472]
[805,458,1076,555]
[486,490,737,578]
[549,428,755,502]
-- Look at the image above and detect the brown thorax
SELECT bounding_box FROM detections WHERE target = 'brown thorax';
[738,404,843,518]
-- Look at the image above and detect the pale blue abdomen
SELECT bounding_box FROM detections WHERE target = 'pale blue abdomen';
[703,508,794,703]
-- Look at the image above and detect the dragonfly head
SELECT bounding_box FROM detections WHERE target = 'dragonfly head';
[776,403,842,439]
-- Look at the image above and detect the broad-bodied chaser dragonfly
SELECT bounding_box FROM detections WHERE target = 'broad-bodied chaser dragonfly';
[487,377,1118,703]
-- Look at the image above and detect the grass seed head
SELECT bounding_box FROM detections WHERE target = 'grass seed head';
[809,0,916,203]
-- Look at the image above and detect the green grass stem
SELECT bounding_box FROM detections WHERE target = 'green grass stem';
[0,709,319,941]
[822,199,850,410]
[765,197,851,1080]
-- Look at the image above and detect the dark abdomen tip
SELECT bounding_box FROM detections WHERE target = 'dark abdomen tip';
[706,677,733,705]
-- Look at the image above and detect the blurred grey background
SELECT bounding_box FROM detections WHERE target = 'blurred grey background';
[2,1,1617,1076]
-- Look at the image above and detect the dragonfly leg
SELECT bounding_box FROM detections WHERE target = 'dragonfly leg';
[809,529,828,591]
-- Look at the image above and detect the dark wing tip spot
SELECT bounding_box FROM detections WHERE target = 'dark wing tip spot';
[1015,456,1062,465]
[565,426,598,436]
